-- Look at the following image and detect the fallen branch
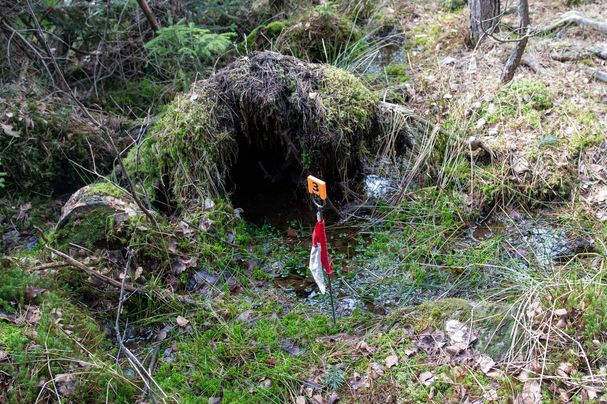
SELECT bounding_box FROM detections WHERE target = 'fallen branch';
[115,250,167,404]
[550,50,588,62]
[583,67,607,83]
[521,54,545,74]
[46,246,200,306]
[587,45,607,61]
[536,11,607,36]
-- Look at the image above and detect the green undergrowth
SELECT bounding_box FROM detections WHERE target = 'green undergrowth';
[476,79,553,129]
[0,91,127,194]
[0,259,138,402]
[155,295,340,402]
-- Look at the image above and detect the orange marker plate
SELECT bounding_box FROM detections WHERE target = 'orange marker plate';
[307,175,327,200]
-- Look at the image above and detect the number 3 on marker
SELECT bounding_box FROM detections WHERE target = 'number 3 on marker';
[307,175,327,200]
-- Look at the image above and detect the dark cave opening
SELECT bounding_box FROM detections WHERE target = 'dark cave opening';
[229,132,315,228]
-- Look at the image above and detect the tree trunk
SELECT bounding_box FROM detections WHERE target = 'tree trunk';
[136,0,161,33]
[469,0,501,45]
[501,0,530,83]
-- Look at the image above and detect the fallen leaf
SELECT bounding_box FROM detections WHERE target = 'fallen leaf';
[476,354,496,374]
[483,389,499,401]
[349,372,370,390]
[281,339,301,356]
[311,394,325,404]
[556,362,574,378]
[176,316,189,327]
[208,397,221,404]
[236,310,253,323]
[356,340,376,355]
[171,256,198,275]
[25,286,46,302]
[368,362,384,379]
[55,373,76,397]
[385,354,399,368]
[296,396,306,404]
[326,392,339,404]
[418,371,435,387]
[133,266,143,281]
[445,320,478,348]
[520,380,541,404]
[1,123,20,137]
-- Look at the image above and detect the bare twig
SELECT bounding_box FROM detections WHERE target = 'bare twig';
[135,0,161,33]
[114,249,167,403]
[45,246,200,306]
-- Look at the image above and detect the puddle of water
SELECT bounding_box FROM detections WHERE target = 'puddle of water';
[364,175,396,199]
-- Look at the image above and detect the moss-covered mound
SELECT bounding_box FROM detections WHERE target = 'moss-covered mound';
[125,51,380,210]
[274,7,363,64]
[0,89,130,194]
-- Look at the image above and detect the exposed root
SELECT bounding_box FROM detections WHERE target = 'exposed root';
[583,66,607,83]
[536,11,607,36]
[587,45,607,60]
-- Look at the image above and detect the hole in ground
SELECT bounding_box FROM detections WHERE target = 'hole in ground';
[230,132,314,228]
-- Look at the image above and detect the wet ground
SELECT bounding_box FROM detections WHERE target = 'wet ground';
[270,205,595,318]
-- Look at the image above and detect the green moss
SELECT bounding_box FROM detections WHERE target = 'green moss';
[320,67,378,140]
[0,260,32,313]
[384,64,411,83]
[84,181,126,198]
[266,21,288,36]
[155,296,334,403]
[55,208,115,249]
[101,77,174,118]
[440,0,467,11]
[0,93,125,194]
[124,89,235,208]
[275,9,363,64]
[559,101,605,153]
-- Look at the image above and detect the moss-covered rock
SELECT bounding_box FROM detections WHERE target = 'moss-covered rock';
[54,182,141,249]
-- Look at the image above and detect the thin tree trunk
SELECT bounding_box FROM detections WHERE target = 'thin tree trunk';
[501,0,530,83]
[136,0,161,33]
[469,0,501,45]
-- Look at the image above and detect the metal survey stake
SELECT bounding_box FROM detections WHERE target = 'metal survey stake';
[307,175,337,326]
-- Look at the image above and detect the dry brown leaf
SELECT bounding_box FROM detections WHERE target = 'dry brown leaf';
[520,379,541,404]
[385,354,399,369]
[476,354,496,374]
[55,373,76,397]
[133,266,143,281]
[445,320,478,348]
[368,362,384,379]
[418,371,435,387]
[1,123,20,137]
[176,316,189,327]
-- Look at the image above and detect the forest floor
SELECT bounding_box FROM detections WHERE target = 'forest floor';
[2,0,607,403]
